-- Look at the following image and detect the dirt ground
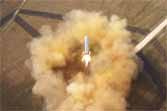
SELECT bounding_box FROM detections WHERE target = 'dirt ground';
[1,0,166,111]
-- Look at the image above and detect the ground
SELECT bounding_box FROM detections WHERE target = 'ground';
[1,0,167,111]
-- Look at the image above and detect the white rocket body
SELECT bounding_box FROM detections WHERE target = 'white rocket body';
[82,35,91,67]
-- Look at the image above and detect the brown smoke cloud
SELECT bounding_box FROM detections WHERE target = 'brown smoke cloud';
[28,10,138,111]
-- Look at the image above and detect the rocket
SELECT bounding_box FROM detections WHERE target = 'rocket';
[82,35,91,67]
[84,35,90,54]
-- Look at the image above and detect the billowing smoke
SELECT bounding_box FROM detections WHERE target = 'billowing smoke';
[28,10,138,111]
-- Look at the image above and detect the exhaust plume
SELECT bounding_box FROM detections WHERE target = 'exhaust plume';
[28,10,138,111]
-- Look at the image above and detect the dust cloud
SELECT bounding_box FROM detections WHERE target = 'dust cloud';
[28,10,138,111]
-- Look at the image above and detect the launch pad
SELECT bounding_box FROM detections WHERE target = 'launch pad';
[1,0,166,111]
